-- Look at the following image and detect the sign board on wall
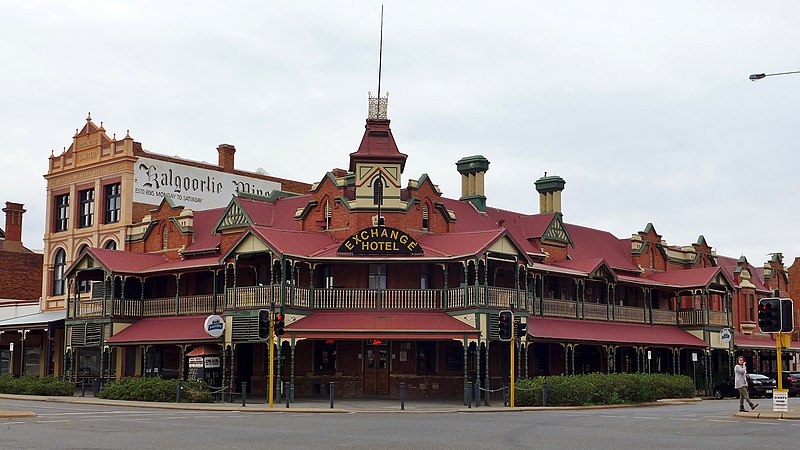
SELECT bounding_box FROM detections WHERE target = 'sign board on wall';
[337,226,423,255]
[134,157,281,210]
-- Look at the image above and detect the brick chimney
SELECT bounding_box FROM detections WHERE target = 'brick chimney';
[535,174,566,214]
[456,155,490,212]
[217,144,236,173]
[2,202,25,251]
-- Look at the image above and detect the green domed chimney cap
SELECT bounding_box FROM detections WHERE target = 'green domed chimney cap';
[535,175,566,193]
[456,155,490,174]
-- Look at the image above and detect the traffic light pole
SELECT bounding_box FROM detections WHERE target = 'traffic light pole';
[776,332,784,391]
[268,310,275,409]
[510,336,515,408]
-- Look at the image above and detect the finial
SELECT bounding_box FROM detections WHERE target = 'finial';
[367,5,389,120]
[100,121,103,128]
[51,149,54,156]
[87,112,91,121]
[125,129,131,138]
[113,133,116,140]
[544,171,547,177]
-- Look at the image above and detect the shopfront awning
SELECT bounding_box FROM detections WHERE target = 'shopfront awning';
[528,317,707,347]
[286,310,479,340]
[106,315,222,345]
[735,334,800,351]
[0,310,65,330]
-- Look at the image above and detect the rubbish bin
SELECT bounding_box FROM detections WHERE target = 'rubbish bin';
[92,378,101,397]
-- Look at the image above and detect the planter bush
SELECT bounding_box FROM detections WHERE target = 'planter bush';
[0,375,75,396]
[515,373,694,407]
[97,377,213,403]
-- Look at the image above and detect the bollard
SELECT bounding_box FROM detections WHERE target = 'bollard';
[542,382,548,407]
[474,383,480,408]
[329,382,335,409]
[467,381,473,408]
[400,382,406,410]
[81,379,86,397]
[241,382,247,407]
[285,382,290,408]
[176,380,183,403]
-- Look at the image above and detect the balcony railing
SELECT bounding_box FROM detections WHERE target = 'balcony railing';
[67,286,730,330]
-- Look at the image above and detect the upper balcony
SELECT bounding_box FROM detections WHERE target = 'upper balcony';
[67,284,730,329]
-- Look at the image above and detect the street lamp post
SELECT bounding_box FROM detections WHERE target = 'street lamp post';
[749,70,800,81]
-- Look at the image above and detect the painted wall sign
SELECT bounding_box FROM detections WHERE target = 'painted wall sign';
[204,314,225,338]
[338,226,423,255]
[134,157,281,210]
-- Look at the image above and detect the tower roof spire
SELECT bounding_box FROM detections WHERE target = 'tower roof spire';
[368,5,388,120]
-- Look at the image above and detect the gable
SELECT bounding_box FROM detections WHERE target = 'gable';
[541,213,573,247]
[487,235,523,258]
[215,198,253,233]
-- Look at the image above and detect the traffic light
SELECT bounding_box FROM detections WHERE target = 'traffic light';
[274,310,286,336]
[781,298,794,333]
[515,322,528,339]
[758,298,781,333]
[498,310,513,341]
[258,309,270,339]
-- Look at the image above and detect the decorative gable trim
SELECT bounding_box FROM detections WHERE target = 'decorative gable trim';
[214,198,253,233]
[541,212,573,247]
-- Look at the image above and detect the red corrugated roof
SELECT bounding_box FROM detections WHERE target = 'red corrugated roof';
[551,258,606,275]
[285,310,479,340]
[107,315,221,344]
[646,267,723,288]
[735,334,800,350]
[418,230,507,259]
[75,249,222,275]
[566,224,638,271]
[250,226,340,257]
[439,198,499,233]
[80,248,168,273]
[528,316,707,346]
[183,207,224,254]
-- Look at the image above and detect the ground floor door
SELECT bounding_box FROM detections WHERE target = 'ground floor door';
[364,341,389,395]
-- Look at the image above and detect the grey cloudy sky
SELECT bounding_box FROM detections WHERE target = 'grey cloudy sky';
[2,1,800,267]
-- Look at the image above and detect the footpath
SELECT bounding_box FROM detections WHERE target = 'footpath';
[0,393,770,418]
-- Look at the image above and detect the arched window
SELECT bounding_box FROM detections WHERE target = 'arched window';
[422,205,429,231]
[162,225,169,250]
[78,244,89,257]
[53,249,66,296]
[324,200,331,230]
[104,240,117,250]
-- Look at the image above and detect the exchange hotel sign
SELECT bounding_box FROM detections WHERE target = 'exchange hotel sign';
[134,157,281,210]
[338,227,423,255]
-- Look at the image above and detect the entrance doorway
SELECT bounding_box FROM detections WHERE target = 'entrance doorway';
[364,340,389,395]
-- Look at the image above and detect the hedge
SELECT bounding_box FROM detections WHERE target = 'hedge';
[97,377,213,403]
[0,375,75,396]
[514,373,694,406]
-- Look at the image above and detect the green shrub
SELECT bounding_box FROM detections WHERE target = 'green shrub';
[0,375,75,396]
[515,373,694,407]
[97,377,213,403]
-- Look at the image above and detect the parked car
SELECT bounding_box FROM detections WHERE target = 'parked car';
[767,372,800,396]
[713,373,776,399]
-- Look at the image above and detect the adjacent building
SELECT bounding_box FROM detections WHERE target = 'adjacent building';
[24,114,310,379]
[0,201,47,376]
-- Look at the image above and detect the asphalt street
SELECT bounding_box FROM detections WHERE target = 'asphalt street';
[1,398,798,449]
